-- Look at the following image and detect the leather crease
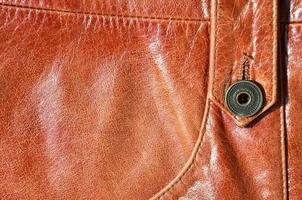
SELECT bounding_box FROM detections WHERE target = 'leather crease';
[0,0,301,199]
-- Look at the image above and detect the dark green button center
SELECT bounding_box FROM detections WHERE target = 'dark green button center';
[225,80,263,117]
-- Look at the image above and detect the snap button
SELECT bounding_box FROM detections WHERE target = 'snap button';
[225,80,263,117]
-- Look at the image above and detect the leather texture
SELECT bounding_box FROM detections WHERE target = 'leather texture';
[209,0,278,126]
[0,0,301,199]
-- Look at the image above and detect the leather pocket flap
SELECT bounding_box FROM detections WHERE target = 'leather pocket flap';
[209,0,278,127]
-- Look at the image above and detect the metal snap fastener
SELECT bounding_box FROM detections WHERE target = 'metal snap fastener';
[225,80,263,117]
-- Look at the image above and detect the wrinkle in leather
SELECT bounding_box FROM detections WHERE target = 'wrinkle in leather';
[0,4,209,199]
[0,0,302,199]
[0,0,210,21]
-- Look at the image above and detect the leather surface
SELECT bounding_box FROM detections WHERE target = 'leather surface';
[0,0,301,200]
[0,2,209,199]
[208,0,278,126]
[282,17,302,200]
[0,0,210,20]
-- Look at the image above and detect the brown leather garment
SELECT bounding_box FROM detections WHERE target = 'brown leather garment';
[0,0,300,199]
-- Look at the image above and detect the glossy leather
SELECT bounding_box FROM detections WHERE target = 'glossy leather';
[0,0,300,199]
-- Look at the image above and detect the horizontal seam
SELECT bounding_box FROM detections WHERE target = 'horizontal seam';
[0,2,209,23]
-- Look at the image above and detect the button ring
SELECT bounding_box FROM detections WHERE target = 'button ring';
[225,80,264,117]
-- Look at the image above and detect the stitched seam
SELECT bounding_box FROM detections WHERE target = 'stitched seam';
[280,65,288,200]
[278,5,288,200]
[209,1,253,126]
[0,2,210,198]
[155,82,212,198]
[151,0,218,199]
[275,0,288,199]
[210,1,278,127]
[272,1,288,198]
[279,54,288,200]
[153,0,281,198]
[0,2,208,23]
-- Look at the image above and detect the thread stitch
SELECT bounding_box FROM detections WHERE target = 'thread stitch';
[0,2,208,23]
